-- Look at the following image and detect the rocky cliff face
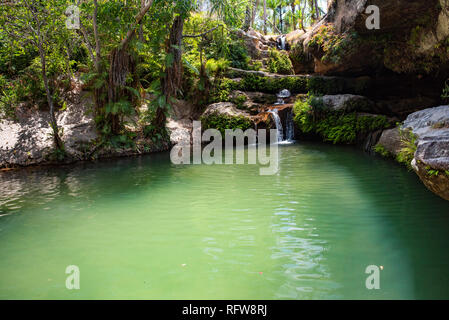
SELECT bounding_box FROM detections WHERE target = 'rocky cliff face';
[302,0,449,76]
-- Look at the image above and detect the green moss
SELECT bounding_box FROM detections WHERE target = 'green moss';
[374,144,391,158]
[308,24,360,64]
[442,79,449,102]
[236,74,307,94]
[293,97,390,144]
[232,94,247,110]
[267,48,294,75]
[209,78,238,103]
[306,76,345,95]
[200,112,252,136]
[289,43,309,65]
[396,127,418,170]
[426,167,440,177]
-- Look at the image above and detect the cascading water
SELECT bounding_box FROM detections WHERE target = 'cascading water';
[277,35,287,50]
[269,89,295,144]
[284,110,295,142]
[268,109,284,143]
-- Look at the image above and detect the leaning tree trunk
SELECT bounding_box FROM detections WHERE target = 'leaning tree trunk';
[243,4,252,31]
[104,0,154,135]
[108,47,135,135]
[159,14,184,129]
[291,1,296,30]
[263,0,267,34]
[251,0,260,28]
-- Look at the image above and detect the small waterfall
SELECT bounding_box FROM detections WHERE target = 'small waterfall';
[277,35,287,50]
[268,109,284,143]
[268,89,295,144]
[275,89,291,105]
[285,110,295,142]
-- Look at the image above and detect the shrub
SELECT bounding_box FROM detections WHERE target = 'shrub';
[232,94,247,110]
[228,39,251,70]
[396,127,418,170]
[293,96,390,144]
[209,78,237,103]
[308,24,360,64]
[442,79,449,101]
[374,144,391,157]
[236,74,307,93]
[0,75,18,119]
[200,112,252,136]
[267,48,294,75]
[307,76,345,95]
[206,58,230,78]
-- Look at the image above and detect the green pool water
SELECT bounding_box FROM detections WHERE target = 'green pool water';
[1,142,449,299]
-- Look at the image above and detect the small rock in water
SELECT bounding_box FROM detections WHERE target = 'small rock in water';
[277,89,291,99]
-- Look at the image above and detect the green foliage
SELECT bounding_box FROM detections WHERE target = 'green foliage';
[374,144,391,158]
[232,94,248,110]
[236,74,307,94]
[227,40,251,70]
[307,76,345,95]
[308,24,360,64]
[206,58,230,78]
[293,96,390,144]
[396,127,418,170]
[267,48,294,75]
[426,167,441,177]
[201,112,252,136]
[208,0,250,28]
[209,78,238,103]
[442,79,449,101]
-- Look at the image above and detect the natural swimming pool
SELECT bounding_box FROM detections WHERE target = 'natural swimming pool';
[1,142,448,299]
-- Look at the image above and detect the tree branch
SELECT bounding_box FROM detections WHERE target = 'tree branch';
[182,25,222,38]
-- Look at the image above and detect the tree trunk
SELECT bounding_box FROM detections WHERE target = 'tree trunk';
[263,0,267,34]
[251,0,260,28]
[291,2,296,30]
[300,0,307,31]
[93,0,101,72]
[243,4,252,31]
[159,14,184,129]
[279,6,283,33]
[139,0,145,42]
[37,32,62,150]
[106,0,154,135]
[314,0,320,19]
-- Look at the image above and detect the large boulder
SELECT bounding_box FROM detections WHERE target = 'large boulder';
[376,128,402,156]
[404,105,449,171]
[403,105,449,200]
[303,0,449,76]
[321,94,375,112]
[202,102,252,119]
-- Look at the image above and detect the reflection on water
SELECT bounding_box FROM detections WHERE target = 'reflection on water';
[0,143,449,299]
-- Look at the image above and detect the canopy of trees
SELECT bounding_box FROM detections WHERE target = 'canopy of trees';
[0,0,327,155]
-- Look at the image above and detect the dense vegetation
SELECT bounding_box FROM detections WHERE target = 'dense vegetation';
[0,0,326,157]
[293,96,392,144]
